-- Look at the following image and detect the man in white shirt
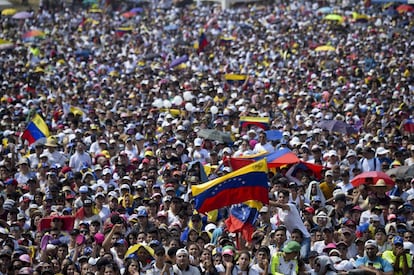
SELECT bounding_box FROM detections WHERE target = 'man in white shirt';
[253,132,274,154]
[69,142,92,172]
[44,137,68,167]
[270,189,311,259]
[360,147,381,172]
[173,248,201,275]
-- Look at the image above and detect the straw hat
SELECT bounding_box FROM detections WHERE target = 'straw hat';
[45,137,58,147]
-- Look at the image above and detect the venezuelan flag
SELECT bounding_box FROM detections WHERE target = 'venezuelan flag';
[230,148,300,170]
[192,159,269,213]
[225,74,246,86]
[219,36,235,46]
[115,27,132,38]
[21,114,50,145]
[239,116,270,130]
[225,203,260,242]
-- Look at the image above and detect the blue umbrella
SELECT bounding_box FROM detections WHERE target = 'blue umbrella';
[130,7,144,13]
[169,55,188,68]
[317,120,358,134]
[265,130,283,141]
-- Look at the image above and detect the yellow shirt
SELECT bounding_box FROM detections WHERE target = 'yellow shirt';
[382,250,412,275]
[319,182,335,200]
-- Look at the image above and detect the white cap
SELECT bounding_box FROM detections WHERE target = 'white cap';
[376,147,389,156]
[205,223,217,232]
[194,138,203,147]
[102,168,111,175]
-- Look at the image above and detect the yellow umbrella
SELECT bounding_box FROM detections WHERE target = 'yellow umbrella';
[1,8,17,16]
[125,244,154,258]
[352,12,369,21]
[315,45,336,52]
[324,14,344,22]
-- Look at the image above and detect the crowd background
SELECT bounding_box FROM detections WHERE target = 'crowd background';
[0,0,414,274]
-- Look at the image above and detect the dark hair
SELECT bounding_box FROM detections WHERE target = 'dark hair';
[61,262,79,275]
[257,246,270,257]
[123,258,140,275]
[167,247,179,258]
[292,228,304,239]
[279,189,290,197]
[154,246,165,256]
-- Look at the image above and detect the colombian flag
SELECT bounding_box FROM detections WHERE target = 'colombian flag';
[192,159,269,213]
[240,116,270,130]
[21,114,50,145]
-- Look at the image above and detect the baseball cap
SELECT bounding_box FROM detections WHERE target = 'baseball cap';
[365,239,378,248]
[393,236,404,246]
[79,186,88,194]
[83,199,93,206]
[176,248,189,256]
[282,241,301,253]
[120,184,130,191]
[222,248,234,256]
[205,223,217,232]
[115,239,127,246]
[259,206,269,213]
[137,209,148,217]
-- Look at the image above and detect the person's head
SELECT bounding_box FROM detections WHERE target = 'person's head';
[124,257,139,275]
[322,227,334,241]
[175,248,190,269]
[255,246,270,266]
[336,241,348,257]
[102,262,119,275]
[221,246,235,263]
[154,246,166,263]
[374,227,387,244]
[237,251,251,270]
[277,189,289,204]
[272,226,287,245]
[314,255,336,275]
[364,240,378,260]
[291,228,304,244]
[258,132,267,145]
[392,236,404,254]
[282,241,301,261]
[324,170,333,183]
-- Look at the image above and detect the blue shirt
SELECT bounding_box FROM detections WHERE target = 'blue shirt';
[355,256,393,273]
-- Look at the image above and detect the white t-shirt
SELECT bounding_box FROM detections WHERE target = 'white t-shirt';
[277,203,310,238]
[276,256,298,275]
[172,264,201,275]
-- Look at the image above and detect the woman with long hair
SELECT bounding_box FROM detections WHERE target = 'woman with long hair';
[123,257,140,275]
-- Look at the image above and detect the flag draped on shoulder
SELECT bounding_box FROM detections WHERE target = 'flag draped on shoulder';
[21,114,50,145]
[191,159,269,213]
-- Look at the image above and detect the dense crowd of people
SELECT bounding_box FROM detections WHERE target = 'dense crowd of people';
[0,0,413,274]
